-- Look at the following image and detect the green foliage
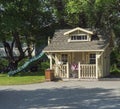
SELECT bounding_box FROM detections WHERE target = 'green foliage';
[52,0,119,28]
[0,58,8,70]
[0,0,54,71]
[41,61,50,70]
[110,49,120,73]
[64,0,87,26]
[0,0,54,44]
[110,66,120,76]
[18,58,29,67]
[14,61,49,77]
[0,58,8,66]
[66,0,86,14]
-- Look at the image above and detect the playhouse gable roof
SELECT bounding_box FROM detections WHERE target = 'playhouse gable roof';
[43,27,109,52]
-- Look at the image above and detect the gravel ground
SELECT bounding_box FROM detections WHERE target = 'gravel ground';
[0,81,120,109]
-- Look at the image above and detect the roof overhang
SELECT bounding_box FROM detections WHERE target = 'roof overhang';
[64,27,93,35]
[43,43,109,53]
[43,49,104,53]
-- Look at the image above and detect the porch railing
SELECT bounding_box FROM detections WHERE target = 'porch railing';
[79,64,96,79]
[53,63,69,78]
[53,63,96,79]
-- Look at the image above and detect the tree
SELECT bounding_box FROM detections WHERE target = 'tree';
[65,0,88,27]
[52,0,120,70]
[0,0,54,71]
[64,0,120,29]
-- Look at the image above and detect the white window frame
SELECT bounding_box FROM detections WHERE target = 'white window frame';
[68,34,89,42]
[89,54,96,64]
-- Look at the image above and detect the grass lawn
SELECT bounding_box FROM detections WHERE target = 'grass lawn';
[0,61,50,85]
[0,72,45,85]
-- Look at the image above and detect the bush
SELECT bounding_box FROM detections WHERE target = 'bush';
[0,58,8,72]
[110,49,120,69]
[110,63,120,76]
[18,58,29,67]
[41,61,50,70]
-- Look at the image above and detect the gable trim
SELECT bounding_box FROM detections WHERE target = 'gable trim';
[64,27,93,35]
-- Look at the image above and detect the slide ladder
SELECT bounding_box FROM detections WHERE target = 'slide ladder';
[8,52,45,76]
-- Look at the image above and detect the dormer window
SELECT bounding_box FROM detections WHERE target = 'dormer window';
[71,35,87,40]
[64,27,93,42]
[68,34,89,42]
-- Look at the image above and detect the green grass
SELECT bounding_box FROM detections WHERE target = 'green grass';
[0,61,49,85]
[0,72,45,85]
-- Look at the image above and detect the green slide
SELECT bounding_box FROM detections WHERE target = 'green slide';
[8,52,45,76]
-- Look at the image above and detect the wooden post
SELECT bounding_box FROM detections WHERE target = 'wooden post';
[66,62,69,78]
[78,62,81,79]
[46,53,53,69]
[49,55,52,69]
[107,55,110,76]
[96,53,99,79]
[101,53,103,77]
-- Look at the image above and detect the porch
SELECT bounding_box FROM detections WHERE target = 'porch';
[46,50,110,79]
[53,62,96,79]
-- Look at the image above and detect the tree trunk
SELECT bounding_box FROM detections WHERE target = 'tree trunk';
[2,40,17,71]
[25,33,34,59]
[12,31,25,60]
[2,31,26,72]
[8,60,18,71]
[78,13,87,28]
[2,31,35,72]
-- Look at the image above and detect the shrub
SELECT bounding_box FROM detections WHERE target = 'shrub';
[41,61,50,70]
[18,58,29,67]
[0,58,8,72]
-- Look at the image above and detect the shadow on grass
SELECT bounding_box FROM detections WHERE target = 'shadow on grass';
[0,87,120,109]
[13,70,45,77]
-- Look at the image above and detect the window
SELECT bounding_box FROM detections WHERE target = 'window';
[90,54,96,64]
[71,34,87,41]
[61,54,68,64]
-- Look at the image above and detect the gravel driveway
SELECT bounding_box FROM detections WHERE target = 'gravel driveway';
[0,81,120,109]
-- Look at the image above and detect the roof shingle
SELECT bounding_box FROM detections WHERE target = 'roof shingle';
[44,29,109,52]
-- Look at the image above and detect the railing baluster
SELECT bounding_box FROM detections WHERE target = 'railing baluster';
[91,65,92,78]
[90,65,91,78]
[83,65,84,78]
[88,65,89,78]
[80,64,96,79]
